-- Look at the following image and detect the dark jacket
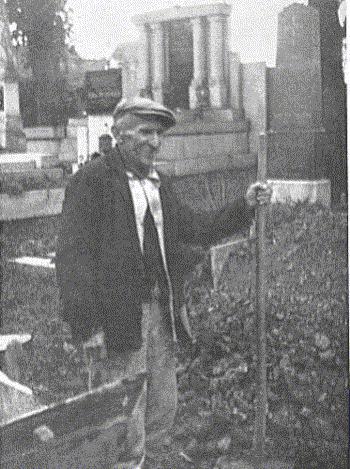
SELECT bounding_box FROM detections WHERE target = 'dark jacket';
[56,148,254,354]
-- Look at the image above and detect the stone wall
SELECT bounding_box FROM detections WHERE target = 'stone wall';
[154,108,253,177]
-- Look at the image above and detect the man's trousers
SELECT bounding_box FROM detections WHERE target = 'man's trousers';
[90,293,177,468]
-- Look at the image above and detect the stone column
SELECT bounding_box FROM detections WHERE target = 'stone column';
[189,16,207,109]
[137,23,151,98]
[151,22,165,103]
[208,14,228,108]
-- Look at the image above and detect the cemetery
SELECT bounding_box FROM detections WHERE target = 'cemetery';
[1,202,347,468]
[0,0,347,468]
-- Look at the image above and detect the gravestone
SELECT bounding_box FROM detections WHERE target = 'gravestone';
[309,0,347,201]
[268,4,326,181]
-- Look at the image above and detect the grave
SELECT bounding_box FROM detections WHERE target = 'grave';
[309,0,347,201]
[268,4,324,179]
[266,3,333,206]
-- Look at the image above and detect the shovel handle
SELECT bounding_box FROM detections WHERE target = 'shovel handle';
[254,132,268,466]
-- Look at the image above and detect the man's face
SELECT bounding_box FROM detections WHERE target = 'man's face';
[112,114,165,177]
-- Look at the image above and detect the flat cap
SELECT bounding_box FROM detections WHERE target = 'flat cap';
[113,97,176,129]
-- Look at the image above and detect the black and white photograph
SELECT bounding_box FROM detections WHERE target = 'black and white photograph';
[0,0,348,468]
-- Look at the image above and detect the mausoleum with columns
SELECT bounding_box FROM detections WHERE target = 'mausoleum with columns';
[133,3,231,110]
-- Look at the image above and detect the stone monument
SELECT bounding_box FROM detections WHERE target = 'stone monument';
[133,2,231,109]
[0,1,26,152]
[268,3,326,180]
[265,3,332,206]
[308,0,347,201]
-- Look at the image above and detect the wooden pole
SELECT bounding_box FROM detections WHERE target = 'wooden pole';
[254,132,268,468]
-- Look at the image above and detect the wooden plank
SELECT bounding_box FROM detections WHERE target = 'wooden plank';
[1,374,145,469]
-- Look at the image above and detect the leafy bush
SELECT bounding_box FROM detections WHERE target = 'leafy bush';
[180,203,348,466]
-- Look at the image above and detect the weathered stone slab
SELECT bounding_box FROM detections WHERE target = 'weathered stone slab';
[268,179,331,207]
[210,237,247,290]
[0,188,65,220]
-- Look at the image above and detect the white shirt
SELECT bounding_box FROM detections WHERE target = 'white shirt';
[126,169,177,342]
[126,170,167,269]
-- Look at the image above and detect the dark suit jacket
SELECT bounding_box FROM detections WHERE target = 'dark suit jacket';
[56,148,254,355]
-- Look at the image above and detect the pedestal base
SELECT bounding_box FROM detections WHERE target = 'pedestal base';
[189,81,209,110]
[209,80,228,108]
[189,83,198,110]
[151,85,164,104]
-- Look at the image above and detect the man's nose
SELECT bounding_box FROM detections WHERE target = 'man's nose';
[149,132,161,149]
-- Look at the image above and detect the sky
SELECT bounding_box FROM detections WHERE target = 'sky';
[66,0,308,66]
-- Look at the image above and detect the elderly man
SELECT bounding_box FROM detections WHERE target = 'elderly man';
[56,97,271,469]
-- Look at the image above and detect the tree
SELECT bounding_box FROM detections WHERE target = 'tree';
[5,0,71,124]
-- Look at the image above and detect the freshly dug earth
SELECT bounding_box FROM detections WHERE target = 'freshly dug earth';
[0,203,347,468]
